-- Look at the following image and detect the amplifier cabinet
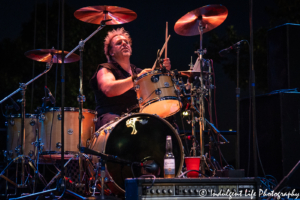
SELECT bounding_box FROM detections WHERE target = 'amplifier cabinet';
[125,177,260,200]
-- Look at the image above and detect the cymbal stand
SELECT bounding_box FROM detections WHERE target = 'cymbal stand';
[195,20,206,175]
[0,59,53,192]
[65,19,111,184]
[190,83,197,157]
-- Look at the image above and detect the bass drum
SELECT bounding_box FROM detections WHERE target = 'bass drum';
[89,113,184,195]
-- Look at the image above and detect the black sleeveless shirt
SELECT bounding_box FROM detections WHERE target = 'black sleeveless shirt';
[90,62,142,117]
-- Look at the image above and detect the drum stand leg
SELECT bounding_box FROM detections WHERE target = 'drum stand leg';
[43,156,74,190]
[0,155,46,198]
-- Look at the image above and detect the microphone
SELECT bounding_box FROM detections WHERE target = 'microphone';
[219,40,246,57]
[141,160,160,176]
[10,97,20,111]
[45,86,56,104]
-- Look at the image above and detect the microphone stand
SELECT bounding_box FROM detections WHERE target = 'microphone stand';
[80,147,132,199]
[65,19,110,184]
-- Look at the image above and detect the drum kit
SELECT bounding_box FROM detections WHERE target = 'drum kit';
[0,4,231,199]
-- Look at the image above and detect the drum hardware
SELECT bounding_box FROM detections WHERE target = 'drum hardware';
[80,147,136,199]
[174,5,228,176]
[222,40,244,169]
[0,55,56,189]
[151,75,160,83]
[65,12,120,189]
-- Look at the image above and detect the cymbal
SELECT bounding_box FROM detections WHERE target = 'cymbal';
[74,5,137,25]
[24,49,80,63]
[179,70,212,77]
[174,4,228,36]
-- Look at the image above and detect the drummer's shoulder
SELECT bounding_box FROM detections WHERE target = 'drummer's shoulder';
[98,62,116,71]
[131,64,142,73]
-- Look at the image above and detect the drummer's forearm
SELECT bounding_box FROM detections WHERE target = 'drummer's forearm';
[101,77,134,97]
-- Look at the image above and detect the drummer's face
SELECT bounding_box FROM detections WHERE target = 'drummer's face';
[110,35,132,59]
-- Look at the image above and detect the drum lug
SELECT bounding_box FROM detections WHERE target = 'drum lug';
[57,114,62,120]
[164,82,170,87]
[28,150,34,158]
[151,75,159,83]
[67,129,73,135]
[104,128,112,134]
[155,88,162,95]
[39,114,46,122]
[9,119,15,126]
[138,97,143,104]
[134,84,140,91]
[93,117,98,123]
[15,145,21,155]
[30,119,36,126]
[56,142,62,149]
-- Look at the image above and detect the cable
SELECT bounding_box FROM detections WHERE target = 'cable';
[256,134,266,177]
[139,175,156,189]
[131,162,136,178]
[210,59,218,128]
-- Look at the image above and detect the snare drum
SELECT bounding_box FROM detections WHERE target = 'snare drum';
[89,113,184,195]
[40,107,97,155]
[6,114,39,159]
[135,70,181,118]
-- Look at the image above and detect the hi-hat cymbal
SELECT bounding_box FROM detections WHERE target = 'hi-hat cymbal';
[74,5,137,25]
[179,70,212,77]
[25,49,80,63]
[174,5,228,36]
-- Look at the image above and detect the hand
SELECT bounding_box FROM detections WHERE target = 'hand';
[137,68,152,77]
[160,58,171,70]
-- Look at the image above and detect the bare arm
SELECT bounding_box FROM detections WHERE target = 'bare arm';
[97,68,134,97]
[97,68,152,97]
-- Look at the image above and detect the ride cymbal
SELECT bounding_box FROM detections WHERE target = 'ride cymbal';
[74,5,137,25]
[25,49,80,63]
[174,4,228,36]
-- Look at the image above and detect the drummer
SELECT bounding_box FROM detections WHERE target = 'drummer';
[90,27,171,130]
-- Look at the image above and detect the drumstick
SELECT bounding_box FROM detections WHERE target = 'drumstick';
[165,21,168,59]
[152,34,171,70]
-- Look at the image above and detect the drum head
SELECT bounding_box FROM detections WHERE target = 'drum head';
[104,113,183,191]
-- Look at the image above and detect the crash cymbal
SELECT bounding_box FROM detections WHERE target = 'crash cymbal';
[174,5,228,36]
[74,5,137,25]
[25,49,80,63]
[179,70,212,77]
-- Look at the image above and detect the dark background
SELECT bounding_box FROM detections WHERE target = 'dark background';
[1,0,299,178]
